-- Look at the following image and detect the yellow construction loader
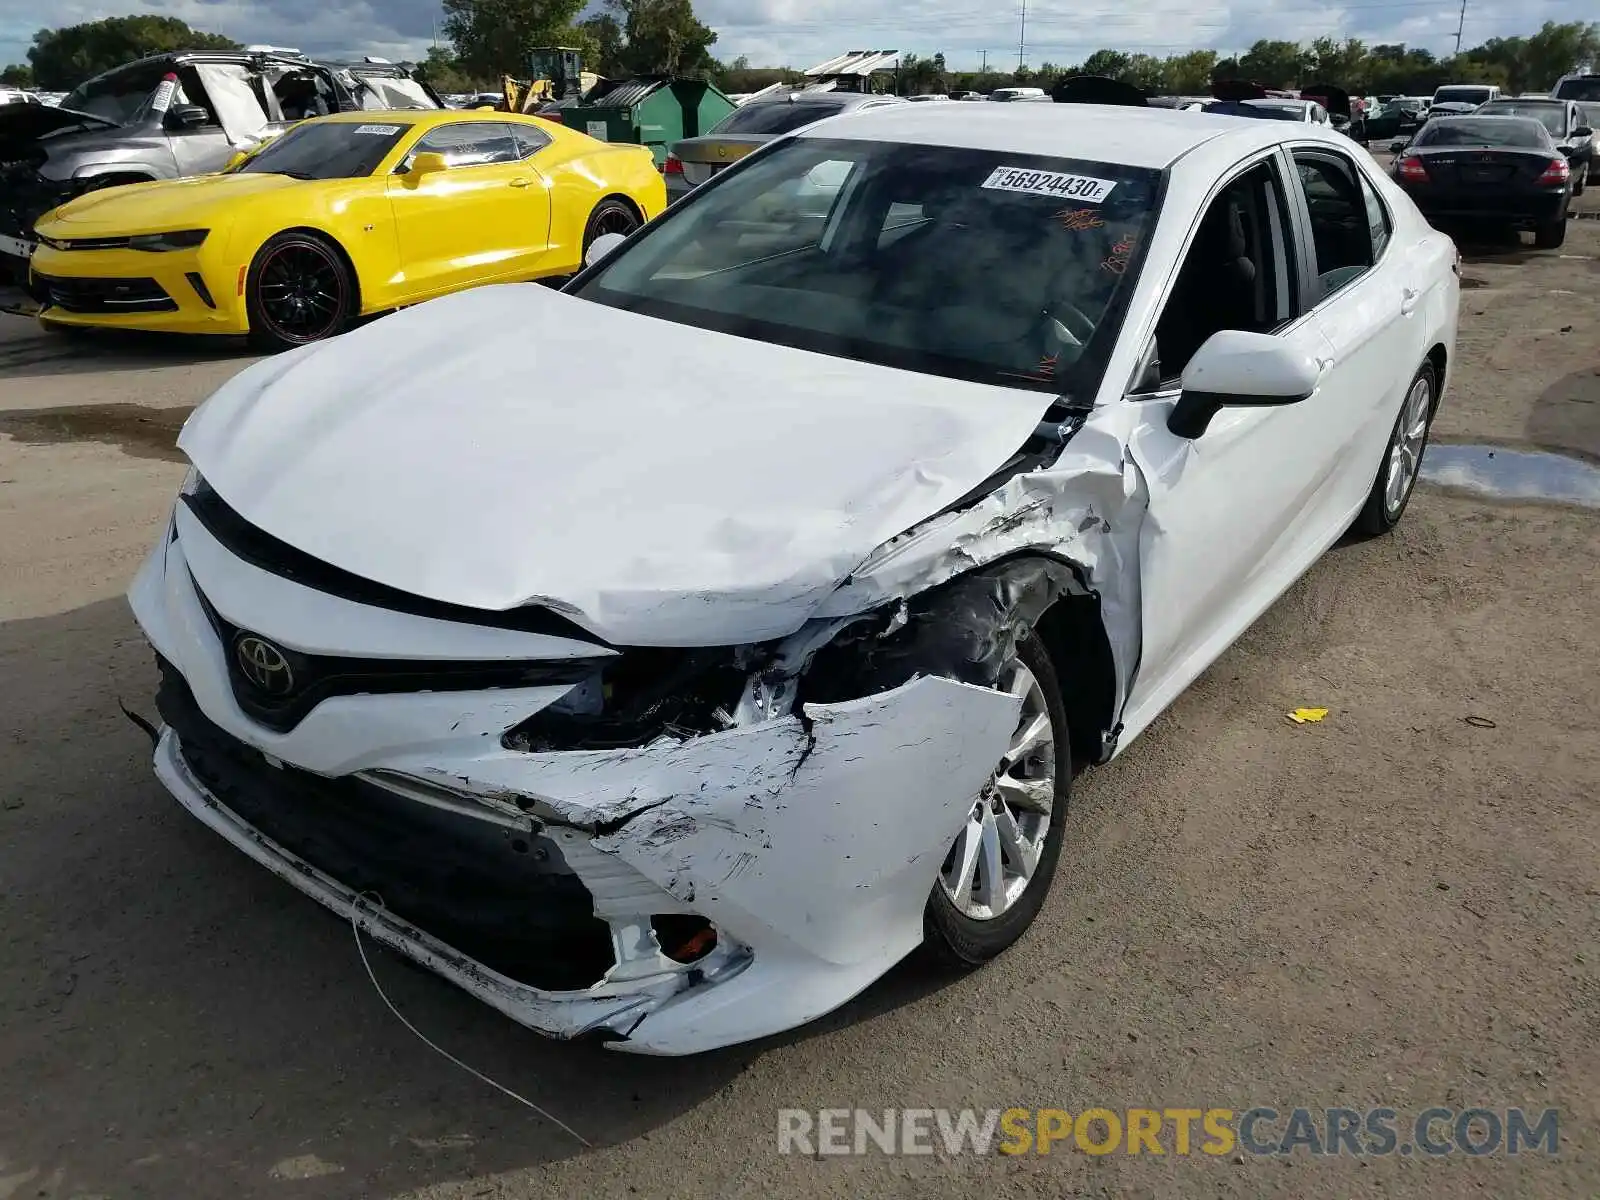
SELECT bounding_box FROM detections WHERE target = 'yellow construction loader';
[483,47,596,113]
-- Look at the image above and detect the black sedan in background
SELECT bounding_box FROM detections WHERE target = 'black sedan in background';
[1475,98,1592,195]
[1391,116,1573,248]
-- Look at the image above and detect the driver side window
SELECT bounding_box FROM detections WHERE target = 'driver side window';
[1147,159,1296,386]
[404,122,519,169]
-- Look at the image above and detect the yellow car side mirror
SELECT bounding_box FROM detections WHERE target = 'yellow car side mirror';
[408,152,449,178]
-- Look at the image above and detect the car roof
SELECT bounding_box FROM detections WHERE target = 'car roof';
[310,108,547,129]
[799,101,1323,169]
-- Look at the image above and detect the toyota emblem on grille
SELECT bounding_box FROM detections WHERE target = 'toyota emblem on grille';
[235,635,294,696]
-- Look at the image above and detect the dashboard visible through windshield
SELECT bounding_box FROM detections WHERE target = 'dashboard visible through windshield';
[574,137,1163,397]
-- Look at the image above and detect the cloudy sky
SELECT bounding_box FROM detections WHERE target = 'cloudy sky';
[2,0,1591,74]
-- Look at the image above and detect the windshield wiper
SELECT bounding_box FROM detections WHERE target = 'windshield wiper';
[267,169,317,180]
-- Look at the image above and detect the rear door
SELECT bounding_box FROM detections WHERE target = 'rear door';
[1285,145,1425,519]
[386,121,548,298]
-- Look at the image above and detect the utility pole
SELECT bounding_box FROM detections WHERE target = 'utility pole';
[1453,0,1466,55]
[981,49,989,73]
[1018,0,1028,71]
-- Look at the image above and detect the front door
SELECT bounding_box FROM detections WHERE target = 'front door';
[1120,150,1370,735]
[385,121,551,299]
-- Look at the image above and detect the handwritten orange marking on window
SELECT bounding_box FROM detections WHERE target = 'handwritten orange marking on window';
[1056,207,1106,232]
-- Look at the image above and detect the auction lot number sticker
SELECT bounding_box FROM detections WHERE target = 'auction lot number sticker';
[981,166,1117,203]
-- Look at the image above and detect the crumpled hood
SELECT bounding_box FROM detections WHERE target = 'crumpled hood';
[0,102,116,147]
[179,284,1055,646]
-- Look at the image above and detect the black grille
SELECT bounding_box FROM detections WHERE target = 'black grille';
[155,656,618,991]
[38,273,176,314]
[190,576,602,734]
[182,480,609,643]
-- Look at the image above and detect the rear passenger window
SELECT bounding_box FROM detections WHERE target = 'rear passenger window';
[1291,151,1374,301]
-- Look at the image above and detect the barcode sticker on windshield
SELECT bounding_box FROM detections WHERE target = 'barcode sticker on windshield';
[354,123,401,135]
[981,166,1117,203]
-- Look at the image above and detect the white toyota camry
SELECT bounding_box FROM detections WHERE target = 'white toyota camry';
[130,102,1459,1054]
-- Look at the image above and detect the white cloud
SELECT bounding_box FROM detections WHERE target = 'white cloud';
[2,0,1592,75]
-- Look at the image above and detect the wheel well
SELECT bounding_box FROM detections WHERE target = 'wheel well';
[1033,591,1119,769]
[260,227,362,314]
[1425,343,1447,408]
[596,193,643,225]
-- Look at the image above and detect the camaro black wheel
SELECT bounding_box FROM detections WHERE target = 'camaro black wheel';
[923,632,1070,968]
[246,232,356,353]
[582,198,641,255]
[1353,362,1436,538]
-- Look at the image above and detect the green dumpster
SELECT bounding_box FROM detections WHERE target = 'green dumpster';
[564,77,737,168]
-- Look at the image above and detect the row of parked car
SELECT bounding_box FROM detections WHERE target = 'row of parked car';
[1383,95,1593,249]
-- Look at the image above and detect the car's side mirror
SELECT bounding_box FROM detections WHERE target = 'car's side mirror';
[224,149,248,171]
[1389,138,1407,153]
[1576,125,1594,138]
[167,104,211,130]
[407,151,449,178]
[584,231,628,268]
[1167,330,1322,440]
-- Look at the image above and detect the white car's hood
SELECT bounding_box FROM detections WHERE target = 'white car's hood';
[179,285,1054,646]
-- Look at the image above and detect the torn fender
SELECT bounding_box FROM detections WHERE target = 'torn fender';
[814,408,1148,723]
[593,676,1021,969]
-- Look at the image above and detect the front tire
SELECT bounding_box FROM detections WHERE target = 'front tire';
[245,232,356,353]
[1353,362,1435,538]
[1572,161,1587,197]
[923,633,1070,968]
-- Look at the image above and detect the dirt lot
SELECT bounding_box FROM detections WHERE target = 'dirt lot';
[1,197,1597,1199]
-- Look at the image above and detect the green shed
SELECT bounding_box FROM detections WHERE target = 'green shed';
[563,77,738,167]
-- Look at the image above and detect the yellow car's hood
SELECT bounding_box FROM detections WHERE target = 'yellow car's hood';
[38,173,307,237]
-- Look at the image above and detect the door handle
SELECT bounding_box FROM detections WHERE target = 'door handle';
[1400,286,1420,316]
[508,177,531,188]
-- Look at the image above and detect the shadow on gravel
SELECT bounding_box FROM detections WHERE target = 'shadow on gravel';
[0,321,254,380]
[1527,366,1600,462]
[0,599,958,1199]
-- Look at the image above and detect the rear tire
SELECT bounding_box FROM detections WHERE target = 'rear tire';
[922,633,1070,969]
[1533,216,1567,250]
[1353,362,1435,538]
[581,198,641,256]
[245,231,356,353]
[1572,161,1587,197]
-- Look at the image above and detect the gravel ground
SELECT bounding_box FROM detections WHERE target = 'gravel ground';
[0,201,1596,1200]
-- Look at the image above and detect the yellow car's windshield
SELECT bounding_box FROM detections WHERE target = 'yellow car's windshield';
[239,120,413,180]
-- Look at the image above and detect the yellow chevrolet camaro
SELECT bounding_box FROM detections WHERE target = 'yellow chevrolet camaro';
[29,109,666,350]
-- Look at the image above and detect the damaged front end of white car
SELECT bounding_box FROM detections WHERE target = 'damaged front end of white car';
[127,133,1165,1053]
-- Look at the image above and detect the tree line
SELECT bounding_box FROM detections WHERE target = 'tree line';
[3,10,1595,101]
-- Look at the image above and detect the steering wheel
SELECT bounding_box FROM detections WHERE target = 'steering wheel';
[1042,300,1098,350]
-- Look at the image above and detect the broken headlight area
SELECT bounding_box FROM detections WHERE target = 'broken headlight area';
[501,647,753,752]
[797,557,1083,705]
[505,559,1088,756]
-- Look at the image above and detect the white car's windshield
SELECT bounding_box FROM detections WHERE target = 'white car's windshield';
[574,137,1162,396]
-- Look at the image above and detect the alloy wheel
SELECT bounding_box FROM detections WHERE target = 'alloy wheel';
[256,242,345,343]
[1384,375,1432,516]
[940,660,1057,921]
